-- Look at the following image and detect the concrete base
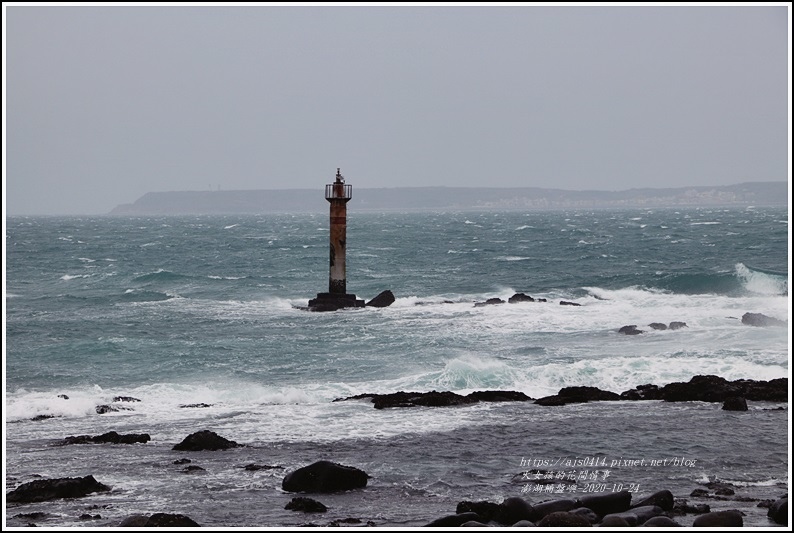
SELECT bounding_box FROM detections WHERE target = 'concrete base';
[307,292,365,312]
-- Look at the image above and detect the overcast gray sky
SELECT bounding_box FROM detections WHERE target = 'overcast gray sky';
[4,4,790,215]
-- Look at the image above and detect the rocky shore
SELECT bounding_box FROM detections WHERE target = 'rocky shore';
[6,375,789,528]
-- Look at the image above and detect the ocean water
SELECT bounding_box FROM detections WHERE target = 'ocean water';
[4,207,790,528]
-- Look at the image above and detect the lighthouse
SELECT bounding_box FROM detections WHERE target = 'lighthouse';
[307,168,365,311]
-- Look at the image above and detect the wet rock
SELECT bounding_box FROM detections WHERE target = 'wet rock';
[691,509,743,526]
[79,513,101,520]
[181,465,206,473]
[537,511,592,527]
[529,499,577,521]
[335,389,532,408]
[668,321,688,330]
[535,386,621,406]
[741,312,786,327]
[768,497,788,525]
[690,489,710,498]
[511,519,536,526]
[578,490,632,517]
[618,324,643,335]
[456,501,503,523]
[61,431,150,445]
[671,498,710,515]
[475,298,506,307]
[460,520,489,527]
[282,461,369,493]
[559,300,581,306]
[722,397,748,411]
[144,513,200,527]
[508,293,535,303]
[365,290,395,308]
[632,490,674,511]
[648,322,668,330]
[600,514,632,526]
[172,430,241,451]
[243,463,281,471]
[466,391,532,402]
[95,404,133,414]
[425,512,483,527]
[179,403,213,408]
[173,458,191,465]
[285,496,327,513]
[642,516,682,526]
[569,507,599,523]
[58,394,69,400]
[113,396,141,403]
[31,415,55,422]
[7,476,111,503]
[603,505,663,525]
[661,375,740,402]
[619,384,662,401]
[119,514,149,527]
[496,497,536,525]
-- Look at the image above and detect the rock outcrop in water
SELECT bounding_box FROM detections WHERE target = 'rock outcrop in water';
[334,390,532,409]
[365,290,395,308]
[741,312,786,327]
[535,386,621,406]
[172,430,242,451]
[282,461,369,493]
[60,431,151,445]
[7,475,111,503]
[118,513,200,527]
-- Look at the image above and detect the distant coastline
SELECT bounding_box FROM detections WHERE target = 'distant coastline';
[109,181,789,215]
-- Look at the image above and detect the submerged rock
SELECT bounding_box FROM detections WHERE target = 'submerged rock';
[722,397,748,411]
[691,509,743,526]
[285,496,328,513]
[334,389,531,409]
[474,297,506,307]
[60,431,150,445]
[619,325,644,335]
[119,513,200,527]
[508,293,535,303]
[535,386,621,406]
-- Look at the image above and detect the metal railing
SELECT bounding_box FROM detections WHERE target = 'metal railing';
[325,183,352,200]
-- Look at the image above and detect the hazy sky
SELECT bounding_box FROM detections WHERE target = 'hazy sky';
[4,4,790,215]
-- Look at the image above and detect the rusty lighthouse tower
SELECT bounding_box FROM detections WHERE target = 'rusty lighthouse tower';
[307,168,365,311]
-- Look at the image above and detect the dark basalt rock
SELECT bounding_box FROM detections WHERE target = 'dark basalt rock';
[243,463,281,471]
[537,511,592,527]
[619,325,643,335]
[668,321,688,330]
[768,497,788,525]
[600,514,632,526]
[535,386,621,406]
[691,509,743,526]
[465,390,532,402]
[425,512,483,527]
[474,297,506,307]
[456,501,503,523]
[578,490,632,517]
[642,516,682,526]
[181,465,206,473]
[648,322,667,330]
[722,397,748,411]
[172,430,241,451]
[61,431,150,445]
[285,496,327,513]
[173,458,191,465]
[660,375,788,403]
[58,394,69,400]
[335,389,530,409]
[7,475,111,503]
[603,505,664,525]
[496,496,535,525]
[560,300,581,306]
[632,490,674,511]
[741,312,786,327]
[569,507,599,524]
[31,415,55,421]
[365,290,395,308]
[144,513,200,527]
[508,293,535,303]
[529,499,577,521]
[179,403,213,408]
[282,461,369,493]
[620,384,662,401]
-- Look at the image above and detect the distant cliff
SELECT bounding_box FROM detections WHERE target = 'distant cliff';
[110,182,788,215]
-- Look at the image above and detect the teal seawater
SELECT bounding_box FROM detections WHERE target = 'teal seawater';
[4,207,790,527]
